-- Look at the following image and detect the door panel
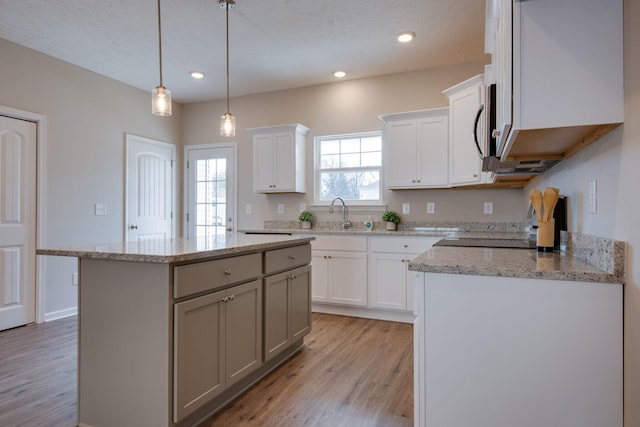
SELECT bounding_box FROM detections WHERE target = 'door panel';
[125,134,175,241]
[0,116,36,331]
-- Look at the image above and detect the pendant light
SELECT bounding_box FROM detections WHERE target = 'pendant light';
[220,0,236,136]
[152,0,172,116]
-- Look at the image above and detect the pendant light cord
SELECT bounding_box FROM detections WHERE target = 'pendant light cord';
[157,0,164,87]
[225,2,230,114]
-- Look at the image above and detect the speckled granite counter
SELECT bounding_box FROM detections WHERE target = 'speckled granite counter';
[408,231,625,284]
[36,233,314,263]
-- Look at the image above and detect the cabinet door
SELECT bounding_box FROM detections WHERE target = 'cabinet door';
[290,266,311,340]
[253,134,275,192]
[369,253,409,310]
[264,266,311,362]
[417,115,449,186]
[448,82,483,185]
[264,271,291,361]
[225,280,262,388]
[174,290,226,422]
[311,251,329,302]
[272,131,295,191]
[328,252,367,306]
[385,120,418,188]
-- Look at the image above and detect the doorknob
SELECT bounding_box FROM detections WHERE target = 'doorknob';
[129,224,138,230]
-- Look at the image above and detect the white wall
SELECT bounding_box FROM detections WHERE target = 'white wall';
[524,1,639,425]
[0,38,182,319]
[182,62,525,229]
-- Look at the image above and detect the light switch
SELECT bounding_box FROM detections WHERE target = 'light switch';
[484,202,493,215]
[245,204,252,215]
[588,180,597,214]
[402,203,410,215]
[426,202,435,214]
[277,204,285,215]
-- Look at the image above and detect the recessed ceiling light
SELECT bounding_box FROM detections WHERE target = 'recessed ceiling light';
[190,71,205,79]
[334,71,346,78]
[397,32,415,43]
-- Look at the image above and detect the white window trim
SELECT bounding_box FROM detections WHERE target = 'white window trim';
[313,131,383,206]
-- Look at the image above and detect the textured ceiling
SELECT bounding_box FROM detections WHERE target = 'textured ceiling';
[0,0,487,103]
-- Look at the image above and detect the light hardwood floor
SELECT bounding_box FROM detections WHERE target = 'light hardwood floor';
[0,313,413,427]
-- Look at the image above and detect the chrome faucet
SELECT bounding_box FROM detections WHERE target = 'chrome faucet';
[329,197,351,229]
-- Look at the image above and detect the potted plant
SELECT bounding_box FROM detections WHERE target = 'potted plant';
[298,210,315,229]
[382,210,401,231]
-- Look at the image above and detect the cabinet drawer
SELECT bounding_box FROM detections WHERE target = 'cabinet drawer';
[369,236,437,254]
[174,253,262,299]
[265,244,311,274]
[311,235,367,251]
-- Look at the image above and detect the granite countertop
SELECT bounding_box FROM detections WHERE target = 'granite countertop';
[408,245,623,284]
[36,234,314,264]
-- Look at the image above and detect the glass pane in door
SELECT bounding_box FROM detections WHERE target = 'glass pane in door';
[195,158,227,245]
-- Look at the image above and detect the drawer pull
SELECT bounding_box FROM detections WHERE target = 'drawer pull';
[224,269,232,276]
[288,255,296,260]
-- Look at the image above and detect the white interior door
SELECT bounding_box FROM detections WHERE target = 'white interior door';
[125,134,175,241]
[185,144,236,243]
[0,115,36,331]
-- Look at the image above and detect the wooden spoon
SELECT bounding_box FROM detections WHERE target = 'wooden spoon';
[530,189,543,223]
[542,187,560,222]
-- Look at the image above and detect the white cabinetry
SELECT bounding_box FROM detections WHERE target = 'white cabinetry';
[311,235,367,307]
[487,0,623,159]
[368,236,438,311]
[248,124,309,193]
[443,75,485,186]
[413,272,622,427]
[379,108,449,189]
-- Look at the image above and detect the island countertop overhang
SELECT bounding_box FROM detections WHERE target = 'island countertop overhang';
[36,233,315,264]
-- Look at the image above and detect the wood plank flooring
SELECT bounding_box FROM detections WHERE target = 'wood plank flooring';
[0,313,413,427]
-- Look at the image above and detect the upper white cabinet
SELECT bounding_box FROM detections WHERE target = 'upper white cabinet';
[248,123,309,193]
[488,0,623,161]
[379,108,449,189]
[443,75,485,186]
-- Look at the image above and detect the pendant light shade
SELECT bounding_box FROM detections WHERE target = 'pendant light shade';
[220,0,236,136]
[152,0,172,116]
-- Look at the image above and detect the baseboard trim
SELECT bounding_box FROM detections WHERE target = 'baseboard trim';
[44,306,77,322]
[312,303,415,323]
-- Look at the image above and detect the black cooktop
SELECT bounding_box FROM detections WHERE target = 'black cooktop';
[434,237,537,249]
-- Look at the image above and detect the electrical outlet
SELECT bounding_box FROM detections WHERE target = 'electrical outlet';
[277,204,285,215]
[299,203,306,212]
[245,204,252,215]
[588,180,597,214]
[484,202,493,215]
[95,203,107,216]
[426,202,435,214]
[402,203,410,215]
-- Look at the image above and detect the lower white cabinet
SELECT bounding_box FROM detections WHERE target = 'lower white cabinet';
[368,236,440,311]
[264,265,311,361]
[173,280,262,423]
[311,236,367,307]
[413,272,623,427]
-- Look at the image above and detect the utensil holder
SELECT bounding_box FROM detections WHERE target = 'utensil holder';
[537,219,555,252]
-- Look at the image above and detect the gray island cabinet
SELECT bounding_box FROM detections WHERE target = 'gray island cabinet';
[37,234,314,427]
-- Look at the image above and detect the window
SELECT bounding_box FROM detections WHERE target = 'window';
[315,132,382,204]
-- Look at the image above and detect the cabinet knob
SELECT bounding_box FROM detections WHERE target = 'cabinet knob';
[417,179,421,183]
[224,269,232,276]
[403,244,408,248]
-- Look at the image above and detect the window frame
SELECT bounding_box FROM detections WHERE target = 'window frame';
[313,131,384,207]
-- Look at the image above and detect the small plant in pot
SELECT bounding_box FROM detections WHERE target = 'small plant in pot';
[382,210,401,231]
[298,210,315,229]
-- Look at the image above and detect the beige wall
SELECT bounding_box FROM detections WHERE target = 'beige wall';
[0,38,182,318]
[182,62,524,230]
[524,1,639,425]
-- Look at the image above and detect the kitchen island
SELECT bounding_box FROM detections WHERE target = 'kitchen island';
[37,233,314,427]
[409,235,624,427]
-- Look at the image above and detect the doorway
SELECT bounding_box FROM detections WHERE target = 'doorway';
[125,134,176,241]
[0,114,37,331]
[184,143,236,243]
